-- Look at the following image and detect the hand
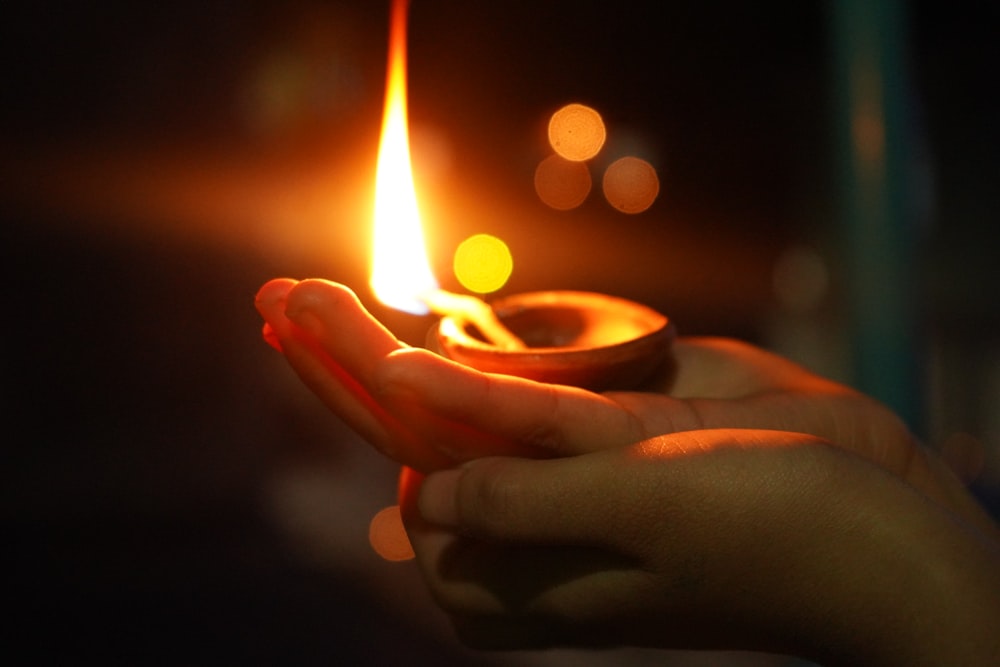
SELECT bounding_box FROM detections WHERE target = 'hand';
[256,278,1000,663]
[255,277,987,527]
[255,277,548,471]
[398,430,1000,665]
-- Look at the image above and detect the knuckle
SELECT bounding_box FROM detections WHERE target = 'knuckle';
[514,385,571,453]
[520,422,566,453]
[460,459,524,537]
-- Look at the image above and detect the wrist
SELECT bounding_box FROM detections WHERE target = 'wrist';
[780,448,1000,666]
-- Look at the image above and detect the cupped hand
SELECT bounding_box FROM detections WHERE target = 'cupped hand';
[256,277,982,522]
[256,277,555,471]
[257,278,1000,662]
[255,278,878,466]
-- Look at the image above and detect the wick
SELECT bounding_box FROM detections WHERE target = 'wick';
[421,289,527,350]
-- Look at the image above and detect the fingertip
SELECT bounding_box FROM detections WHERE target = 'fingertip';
[286,278,362,316]
[255,278,297,309]
[261,323,283,352]
[284,280,380,343]
[418,467,464,528]
[255,279,297,337]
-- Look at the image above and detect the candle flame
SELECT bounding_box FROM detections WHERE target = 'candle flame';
[370,0,438,314]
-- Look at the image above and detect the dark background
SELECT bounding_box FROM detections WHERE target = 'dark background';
[2,1,998,664]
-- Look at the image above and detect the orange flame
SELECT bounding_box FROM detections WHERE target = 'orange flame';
[369,0,438,314]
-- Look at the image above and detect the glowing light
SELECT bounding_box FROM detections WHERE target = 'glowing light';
[453,234,513,294]
[548,103,606,161]
[534,154,592,210]
[369,0,438,314]
[601,156,659,213]
[368,505,414,562]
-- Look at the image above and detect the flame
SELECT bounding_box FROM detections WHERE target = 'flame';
[369,0,438,314]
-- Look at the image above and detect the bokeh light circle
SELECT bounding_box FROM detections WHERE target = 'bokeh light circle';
[534,154,592,210]
[601,156,659,213]
[548,103,606,161]
[453,233,514,294]
[368,505,414,562]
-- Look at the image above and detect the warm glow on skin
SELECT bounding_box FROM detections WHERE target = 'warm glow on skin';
[453,233,513,294]
[369,0,438,314]
[534,153,592,210]
[602,156,659,213]
[548,103,606,161]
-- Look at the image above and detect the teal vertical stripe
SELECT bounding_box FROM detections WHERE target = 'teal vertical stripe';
[830,0,922,432]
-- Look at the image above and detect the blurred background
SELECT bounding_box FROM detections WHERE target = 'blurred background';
[2,1,998,664]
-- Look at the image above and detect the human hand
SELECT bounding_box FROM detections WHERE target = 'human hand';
[255,277,552,471]
[256,278,1000,662]
[255,277,984,525]
[398,429,1000,664]
[255,278,867,470]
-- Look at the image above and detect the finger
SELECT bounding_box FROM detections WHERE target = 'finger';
[256,278,396,449]
[255,279,290,352]
[418,430,828,545]
[399,465,505,616]
[256,279,452,471]
[379,343,812,460]
[258,279,526,471]
[417,454,631,547]
[255,277,297,342]
[283,279,404,393]
[261,322,282,352]
[282,339,453,471]
[282,281,537,463]
[409,430,838,639]
[402,463,645,633]
[375,347,647,457]
[380,387,550,462]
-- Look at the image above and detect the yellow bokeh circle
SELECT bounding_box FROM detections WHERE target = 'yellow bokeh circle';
[453,234,513,294]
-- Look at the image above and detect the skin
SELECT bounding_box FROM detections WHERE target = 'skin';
[256,277,1000,665]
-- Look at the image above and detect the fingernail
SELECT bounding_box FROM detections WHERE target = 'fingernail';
[418,468,463,527]
[255,280,293,332]
[255,278,294,311]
